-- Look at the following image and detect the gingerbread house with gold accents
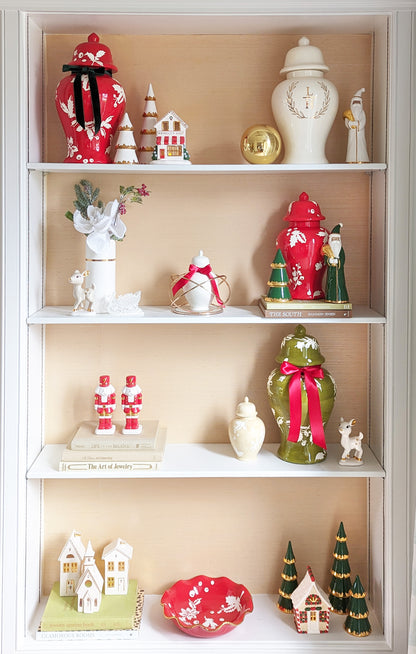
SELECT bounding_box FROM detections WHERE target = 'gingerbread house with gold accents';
[291,566,331,634]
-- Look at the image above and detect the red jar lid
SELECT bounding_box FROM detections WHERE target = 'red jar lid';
[284,192,325,222]
[65,33,118,72]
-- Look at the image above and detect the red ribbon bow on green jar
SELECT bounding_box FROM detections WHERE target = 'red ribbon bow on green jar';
[280,361,326,448]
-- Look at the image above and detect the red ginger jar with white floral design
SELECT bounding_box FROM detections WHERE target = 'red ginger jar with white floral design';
[55,33,126,163]
[276,191,329,300]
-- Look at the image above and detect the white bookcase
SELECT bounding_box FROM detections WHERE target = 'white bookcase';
[1,2,415,653]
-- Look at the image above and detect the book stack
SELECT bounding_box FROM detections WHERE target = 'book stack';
[258,296,352,319]
[59,420,167,472]
[37,580,143,640]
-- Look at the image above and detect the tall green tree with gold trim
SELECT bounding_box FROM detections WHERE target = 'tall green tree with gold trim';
[277,540,298,613]
[328,521,352,613]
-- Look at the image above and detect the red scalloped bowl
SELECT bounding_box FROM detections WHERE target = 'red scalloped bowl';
[161,574,253,638]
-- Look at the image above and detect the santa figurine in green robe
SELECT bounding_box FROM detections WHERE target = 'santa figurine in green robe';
[321,223,349,302]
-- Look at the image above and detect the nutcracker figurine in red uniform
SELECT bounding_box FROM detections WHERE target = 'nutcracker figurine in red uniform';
[121,375,143,434]
[94,375,116,434]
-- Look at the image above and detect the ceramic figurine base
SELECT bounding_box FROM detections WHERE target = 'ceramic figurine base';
[95,425,116,435]
[122,424,142,435]
[339,457,364,467]
[71,309,96,317]
[38,581,142,635]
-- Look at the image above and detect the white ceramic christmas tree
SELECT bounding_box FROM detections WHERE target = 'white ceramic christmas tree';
[113,112,138,164]
[138,83,158,164]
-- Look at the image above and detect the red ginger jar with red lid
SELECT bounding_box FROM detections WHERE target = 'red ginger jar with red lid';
[55,33,126,163]
[276,191,329,300]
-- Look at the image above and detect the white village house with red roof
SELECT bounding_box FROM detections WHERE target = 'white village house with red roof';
[152,110,191,164]
[291,566,331,634]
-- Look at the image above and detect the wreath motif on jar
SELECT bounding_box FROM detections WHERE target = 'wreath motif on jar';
[286,81,331,119]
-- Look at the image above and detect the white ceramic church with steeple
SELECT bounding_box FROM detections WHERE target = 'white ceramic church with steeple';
[75,541,104,614]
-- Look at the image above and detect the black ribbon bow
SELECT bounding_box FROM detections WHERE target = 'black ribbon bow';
[62,65,113,135]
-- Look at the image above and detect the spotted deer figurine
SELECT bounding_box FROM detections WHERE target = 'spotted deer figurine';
[338,417,364,466]
[69,269,95,313]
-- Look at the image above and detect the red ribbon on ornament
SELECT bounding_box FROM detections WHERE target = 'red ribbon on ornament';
[280,361,326,448]
[172,264,224,305]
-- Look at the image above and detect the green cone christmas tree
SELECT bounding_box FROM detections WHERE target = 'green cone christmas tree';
[344,575,372,637]
[265,249,291,302]
[328,521,352,613]
[277,540,298,613]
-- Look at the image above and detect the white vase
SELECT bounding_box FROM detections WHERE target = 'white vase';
[84,239,116,313]
[271,37,338,164]
[228,397,266,461]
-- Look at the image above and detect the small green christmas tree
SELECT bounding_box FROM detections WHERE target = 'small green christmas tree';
[277,540,298,613]
[328,521,352,613]
[344,575,372,637]
[265,249,291,302]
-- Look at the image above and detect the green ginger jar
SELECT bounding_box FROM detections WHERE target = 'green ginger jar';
[267,325,336,464]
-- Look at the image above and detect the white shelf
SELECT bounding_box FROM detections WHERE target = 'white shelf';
[29,593,386,652]
[27,443,384,479]
[28,162,387,174]
[27,305,386,325]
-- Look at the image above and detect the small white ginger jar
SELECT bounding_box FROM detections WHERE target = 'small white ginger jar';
[184,250,214,312]
[271,36,339,164]
[228,397,266,461]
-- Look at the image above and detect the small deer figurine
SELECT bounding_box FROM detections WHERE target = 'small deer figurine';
[338,417,364,466]
[69,269,95,313]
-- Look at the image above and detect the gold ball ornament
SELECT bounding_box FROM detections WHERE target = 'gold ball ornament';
[240,124,282,164]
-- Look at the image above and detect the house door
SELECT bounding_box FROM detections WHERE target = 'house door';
[117,577,125,593]
[66,579,75,594]
[308,610,320,634]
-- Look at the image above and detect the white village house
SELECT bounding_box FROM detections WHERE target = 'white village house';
[58,529,86,596]
[291,566,331,634]
[102,537,133,595]
[152,110,191,164]
[75,540,104,614]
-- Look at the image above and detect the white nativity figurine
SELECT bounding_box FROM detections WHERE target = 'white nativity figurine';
[69,269,96,314]
[338,417,364,466]
[75,541,104,614]
[59,529,86,596]
[343,88,370,163]
[152,110,191,164]
[102,538,133,595]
